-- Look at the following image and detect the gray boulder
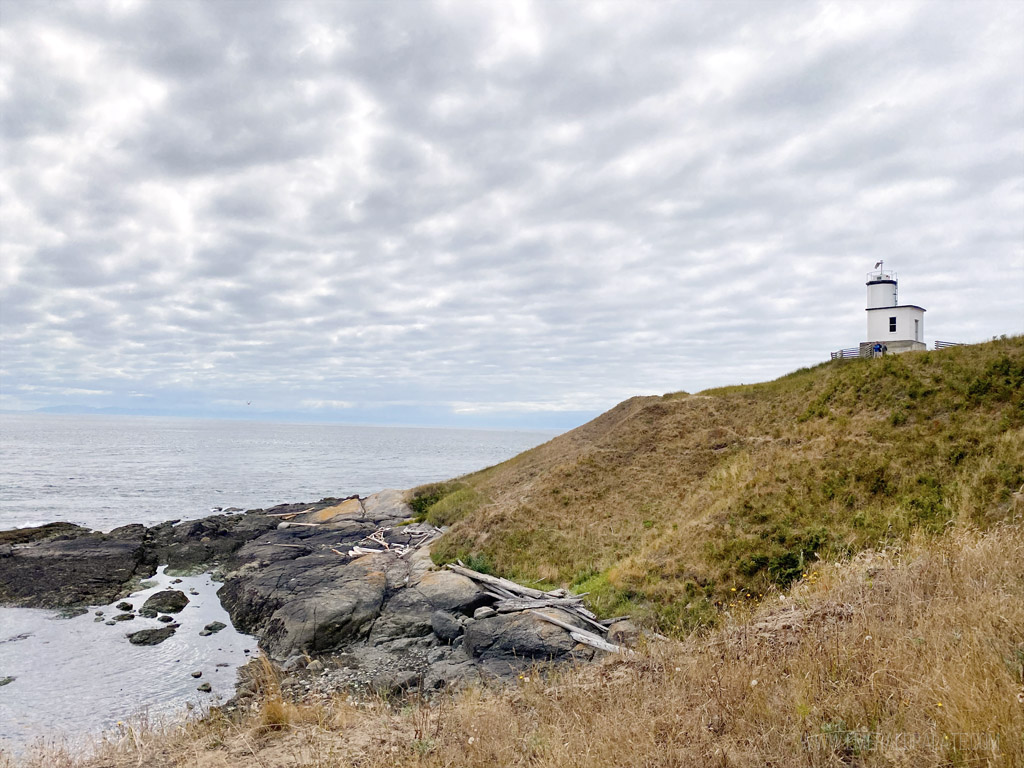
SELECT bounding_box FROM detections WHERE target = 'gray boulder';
[431,611,464,644]
[281,655,309,672]
[464,609,588,664]
[142,590,189,613]
[360,489,412,523]
[368,567,487,646]
[607,619,640,647]
[414,570,490,615]
[55,607,88,619]
[127,627,176,645]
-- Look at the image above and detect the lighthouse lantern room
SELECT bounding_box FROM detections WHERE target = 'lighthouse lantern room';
[860,262,926,356]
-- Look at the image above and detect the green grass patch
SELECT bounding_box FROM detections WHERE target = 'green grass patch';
[570,568,641,620]
[424,487,483,527]
[408,481,485,527]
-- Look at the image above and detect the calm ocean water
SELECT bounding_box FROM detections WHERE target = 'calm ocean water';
[0,413,555,531]
[0,413,555,752]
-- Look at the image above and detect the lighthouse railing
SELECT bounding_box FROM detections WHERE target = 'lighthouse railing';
[866,269,897,282]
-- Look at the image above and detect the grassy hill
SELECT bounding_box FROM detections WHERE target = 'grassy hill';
[420,336,1024,631]
[17,336,1024,768]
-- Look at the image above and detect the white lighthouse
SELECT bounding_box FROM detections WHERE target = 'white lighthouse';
[860,262,926,356]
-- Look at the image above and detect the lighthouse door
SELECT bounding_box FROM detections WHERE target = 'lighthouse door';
[915,319,919,341]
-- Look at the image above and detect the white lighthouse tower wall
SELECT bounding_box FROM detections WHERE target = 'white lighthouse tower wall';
[860,267,927,356]
[867,306,925,341]
[866,280,897,309]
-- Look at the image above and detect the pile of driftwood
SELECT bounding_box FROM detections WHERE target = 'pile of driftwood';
[445,562,632,654]
[266,520,444,559]
[342,527,442,558]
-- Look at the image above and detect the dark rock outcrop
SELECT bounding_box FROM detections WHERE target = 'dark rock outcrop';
[2,490,614,697]
[0,523,154,608]
[0,522,90,546]
[145,513,282,573]
[221,548,389,657]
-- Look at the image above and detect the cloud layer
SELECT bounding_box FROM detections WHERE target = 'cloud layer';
[2,0,1022,426]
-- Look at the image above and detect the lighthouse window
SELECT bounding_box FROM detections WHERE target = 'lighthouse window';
[889,317,897,332]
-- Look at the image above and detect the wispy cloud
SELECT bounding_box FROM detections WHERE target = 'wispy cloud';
[301,399,356,410]
[1,0,1021,426]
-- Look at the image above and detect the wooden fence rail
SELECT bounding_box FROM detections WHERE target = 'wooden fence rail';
[830,347,861,360]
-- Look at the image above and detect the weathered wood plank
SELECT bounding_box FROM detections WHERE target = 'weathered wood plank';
[484,586,521,600]
[493,596,588,613]
[349,545,384,555]
[529,610,630,653]
[569,630,630,654]
[445,564,549,599]
[572,610,612,635]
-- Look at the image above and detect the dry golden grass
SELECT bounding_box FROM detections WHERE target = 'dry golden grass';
[5,660,410,768]
[13,523,1023,768]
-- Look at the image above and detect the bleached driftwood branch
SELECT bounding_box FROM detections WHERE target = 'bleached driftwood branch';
[446,563,630,642]
[529,610,632,654]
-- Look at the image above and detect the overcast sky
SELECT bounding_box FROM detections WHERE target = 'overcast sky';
[1,0,1022,428]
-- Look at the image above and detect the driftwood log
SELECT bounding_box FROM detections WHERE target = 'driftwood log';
[445,562,632,654]
[530,610,632,654]
[445,563,550,599]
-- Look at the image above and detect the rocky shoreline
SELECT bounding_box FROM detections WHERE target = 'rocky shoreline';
[0,490,631,705]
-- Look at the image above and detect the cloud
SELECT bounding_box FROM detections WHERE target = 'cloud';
[15,385,113,397]
[301,399,356,410]
[1,0,1021,426]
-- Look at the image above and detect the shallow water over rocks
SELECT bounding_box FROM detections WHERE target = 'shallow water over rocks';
[0,567,254,752]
